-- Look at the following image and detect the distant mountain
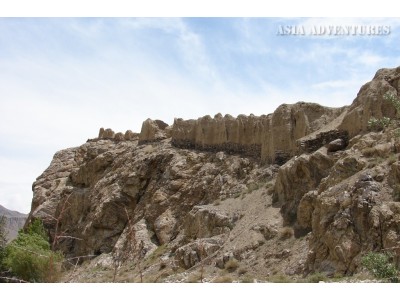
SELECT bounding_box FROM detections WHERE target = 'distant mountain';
[0,204,27,242]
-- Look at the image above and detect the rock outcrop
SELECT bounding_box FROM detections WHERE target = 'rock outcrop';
[339,67,400,137]
[98,128,139,141]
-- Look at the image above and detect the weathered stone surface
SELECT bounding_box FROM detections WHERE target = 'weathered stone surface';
[154,209,176,245]
[98,128,115,139]
[28,138,261,261]
[273,148,334,224]
[171,103,342,164]
[124,130,138,141]
[339,66,400,137]
[172,113,266,158]
[298,130,349,154]
[183,206,239,240]
[175,237,225,269]
[138,119,169,144]
[327,138,347,152]
[262,102,343,164]
[251,223,278,240]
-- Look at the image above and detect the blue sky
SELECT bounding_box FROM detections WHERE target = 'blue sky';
[1,17,400,213]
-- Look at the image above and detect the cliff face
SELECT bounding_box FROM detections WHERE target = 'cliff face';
[170,103,343,164]
[26,67,400,282]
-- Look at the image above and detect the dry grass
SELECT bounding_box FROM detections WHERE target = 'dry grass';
[238,267,248,275]
[307,272,327,283]
[240,276,254,283]
[267,274,293,283]
[387,154,398,165]
[267,186,275,195]
[224,258,239,272]
[362,147,377,157]
[393,184,400,202]
[213,275,233,283]
[279,227,294,240]
[186,272,202,283]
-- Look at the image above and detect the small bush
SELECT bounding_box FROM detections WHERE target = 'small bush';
[368,117,391,132]
[5,219,63,282]
[361,252,398,282]
[279,227,294,240]
[224,258,239,272]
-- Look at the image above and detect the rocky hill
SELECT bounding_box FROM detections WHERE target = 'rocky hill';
[26,66,400,282]
[0,205,27,242]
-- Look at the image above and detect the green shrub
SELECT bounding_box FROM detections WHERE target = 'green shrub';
[361,252,398,282]
[4,219,63,282]
[368,117,391,131]
[384,92,400,117]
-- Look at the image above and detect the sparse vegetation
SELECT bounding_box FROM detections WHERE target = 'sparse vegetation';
[267,274,293,283]
[234,192,241,199]
[4,219,63,282]
[362,147,377,157]
[384,92,400,117]
[361,251,398,282]
[213,275,233,283]
[393,184,400,202]
[224,258,239,272]
[394,128,400,138]
[279,227,294,240]
[0,216,7,274]
[246,182,260,193]
[144,244,167,267]
[186,272,202,283]
[238,267,248,275]
[368,117,391,132]
[240,275,254,283]
[388,154,397,165]
[307,272,327,283]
